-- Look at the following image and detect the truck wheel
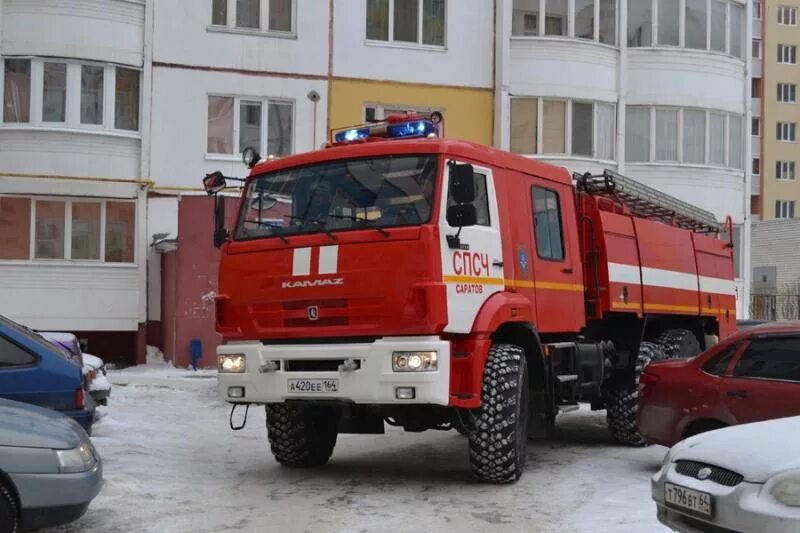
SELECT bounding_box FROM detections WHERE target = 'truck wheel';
[604,341,665,446]
[468,344,529,484]
[265,404,339,467]
[0,481,18,533]
[654,329,701,360]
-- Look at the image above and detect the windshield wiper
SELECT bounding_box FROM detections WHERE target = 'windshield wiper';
[284,215,337,242]
[354,218,390,237]
[243,219,290,244]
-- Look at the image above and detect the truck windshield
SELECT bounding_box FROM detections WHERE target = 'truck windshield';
[235,155,438,240]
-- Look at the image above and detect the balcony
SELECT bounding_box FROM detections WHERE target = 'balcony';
[752,97,762,116]
[752,173,761,196]
[752,135,761,157]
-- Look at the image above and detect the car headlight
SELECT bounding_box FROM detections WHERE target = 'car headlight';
[55,442,96,473]
[218,354,247,373]
[392,351,437,372]
[770,473,800,507]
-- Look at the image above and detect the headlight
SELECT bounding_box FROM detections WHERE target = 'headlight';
[218,354,247,373]
[771,476,800,507]
[392,351,437,372]
[55,442,96,473]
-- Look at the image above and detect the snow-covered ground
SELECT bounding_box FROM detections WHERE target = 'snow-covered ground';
[46,365,670,533]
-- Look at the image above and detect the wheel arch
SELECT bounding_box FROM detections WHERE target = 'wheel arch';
[0,469,20,521]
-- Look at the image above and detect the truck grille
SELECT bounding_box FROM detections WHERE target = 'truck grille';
[675,461,744,487]
[283,359,362,372]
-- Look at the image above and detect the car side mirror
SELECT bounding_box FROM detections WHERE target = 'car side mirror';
[446,204,478,228]
[449,164,476,204]
[213,195,229,248]
[203,171,227,196]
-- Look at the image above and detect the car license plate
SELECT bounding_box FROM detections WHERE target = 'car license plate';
[665,483,713,517]
[287,378,339,394]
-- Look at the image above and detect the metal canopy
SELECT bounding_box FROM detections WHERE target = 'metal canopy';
[574,170,721,233]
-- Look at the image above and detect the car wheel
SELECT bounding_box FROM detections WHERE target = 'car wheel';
[265,404,339,467]
[468,343,529,484]
[654,329,702,360]
[603,341,666,446]
[0,481,19,533]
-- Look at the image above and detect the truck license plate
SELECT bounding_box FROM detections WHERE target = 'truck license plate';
[665,483,712,517]
[287,378,339,394]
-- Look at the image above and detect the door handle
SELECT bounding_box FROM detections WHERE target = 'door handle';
[561,268,574,274]
[726,389,749,399]
[492,260,504,268]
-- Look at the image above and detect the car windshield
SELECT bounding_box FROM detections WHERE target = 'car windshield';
[235,155,439,241]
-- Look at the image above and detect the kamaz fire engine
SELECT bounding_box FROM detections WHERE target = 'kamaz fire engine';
[204,113,736,484]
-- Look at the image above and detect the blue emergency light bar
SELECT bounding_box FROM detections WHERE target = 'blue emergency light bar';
[333,119,437,144]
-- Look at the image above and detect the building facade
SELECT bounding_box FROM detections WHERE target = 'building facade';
[752,0,800,221]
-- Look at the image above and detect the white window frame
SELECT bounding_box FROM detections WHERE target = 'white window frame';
[0,195,137,265]
[753,0,762,19]
[511,0,619,45]
[752,38,761,59]
[775,200,796,219]
[365,0,448,49]
[0,57,142,136]
[752,117,761,136]
[206,94,295,159]
[208,0,297,37]
[778,5,798,26]
[778,44,797,64]
[776,161,796,181]
[752,157,760,175]
[777,83,797,104]
[777,121,797,142]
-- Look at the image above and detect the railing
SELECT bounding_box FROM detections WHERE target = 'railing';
[751,293,800,321]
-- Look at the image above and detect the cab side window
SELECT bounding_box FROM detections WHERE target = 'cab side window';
[447,171,490,227]
[702,342,740,376]
[532,187,565,260]
[0,336,36,368]
[733,337,800,382]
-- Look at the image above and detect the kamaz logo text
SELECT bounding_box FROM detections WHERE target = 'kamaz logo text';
[282,278,344,289]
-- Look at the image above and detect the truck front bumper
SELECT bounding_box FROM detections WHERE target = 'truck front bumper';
[217,336,451,406]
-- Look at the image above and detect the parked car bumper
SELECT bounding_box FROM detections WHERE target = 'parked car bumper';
[61,406,95,435]
[89,388,110,406]
[653,461,800,533]
[12,459,102,530]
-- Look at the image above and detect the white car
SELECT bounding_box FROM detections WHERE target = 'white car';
[652,416,800,532]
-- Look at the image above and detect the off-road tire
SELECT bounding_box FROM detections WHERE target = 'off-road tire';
[604,341,666,446]
[468,344,529,484]
[0,481,18,533]
[265,404,339,467]
[654,329,702,360]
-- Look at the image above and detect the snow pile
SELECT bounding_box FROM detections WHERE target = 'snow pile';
[145,345,168,367]
[89,372,111,393]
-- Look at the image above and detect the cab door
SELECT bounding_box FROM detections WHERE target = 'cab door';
[440,162,504,334]
[528,183,584,333]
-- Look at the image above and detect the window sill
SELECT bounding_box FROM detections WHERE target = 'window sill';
[625,161,746,173]
[510,36,618,51]
[0,125,141,140]
[363,40,447,53]
[778,140,797,144]
[0,260,138,268]
[628,46,745,62]
[205,154,243,163]
[207,25,297,40]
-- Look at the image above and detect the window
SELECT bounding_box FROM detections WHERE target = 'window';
[105,202,135,263]
[778,83,797,103]
[777,122,797,142]
[730,3,744,58]
[572,101,593,156]
[545,0,568,36]
[212,0,227,25]
[42,63,67,123]
[710,1,726,52]
[596,102,615,159]
[655,109,679,161]
[709,112,726,165]
[752,117,761,136]
[236,0,259,28]
[778,6,798,25]
[207,95,294,157]
[80,65,104,126]
[542,100,566,153]
[211,0,293,33]
[753,0,762,19]
[776,161,796,180]
[71,202,101,260]
[447,172,491,227]
[733,337,800,381]
[729,115,743,170]
[626,106,650,162]
[658,0,680,46]
[598,0,616,45]
[752,77,762,98]
[363,103,440,122]
[683,109,706,164]
[366,0,446,46]
[776,200,796,218]
[575,0,594,40]
[115,68,140,131]
[269,0,292,32]
[34,200,66,260]
[753,38,762,59]
[3,59,30,123]
[752,157,760,175]
[512,0,540,36]
[685,0,707,50]
[778,44,797,64]
[0,197,31,260]
[532,187,564,261]
[0,336,35,368]
[702,342,740,376]
[628,0,653,47]
[510,98,537,154]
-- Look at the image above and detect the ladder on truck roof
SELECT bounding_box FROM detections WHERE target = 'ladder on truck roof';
[574,169,721,233]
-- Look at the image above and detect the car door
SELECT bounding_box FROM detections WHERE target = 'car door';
[720,335,800,423]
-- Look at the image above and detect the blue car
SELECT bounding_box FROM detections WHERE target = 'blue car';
[0,315,95,434]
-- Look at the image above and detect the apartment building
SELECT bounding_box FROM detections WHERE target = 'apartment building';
[752,1,800,221]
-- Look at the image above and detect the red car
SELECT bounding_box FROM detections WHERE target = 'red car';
[638,322,800,447]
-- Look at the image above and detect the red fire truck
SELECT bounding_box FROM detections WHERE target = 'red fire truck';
[204,114,736,484]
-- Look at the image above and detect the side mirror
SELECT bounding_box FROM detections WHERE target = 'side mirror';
[203,171,227,196]
[213,195,229,248]
[449,164,476,204]
[446,204,478,228]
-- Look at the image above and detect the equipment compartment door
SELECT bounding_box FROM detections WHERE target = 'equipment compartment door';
[440,162,504,334]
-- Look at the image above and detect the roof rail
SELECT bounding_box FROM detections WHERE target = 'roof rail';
[574,169,721,233]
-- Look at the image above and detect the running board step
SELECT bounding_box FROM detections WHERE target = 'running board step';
[556,374,579,383]
[558,404,580,414]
